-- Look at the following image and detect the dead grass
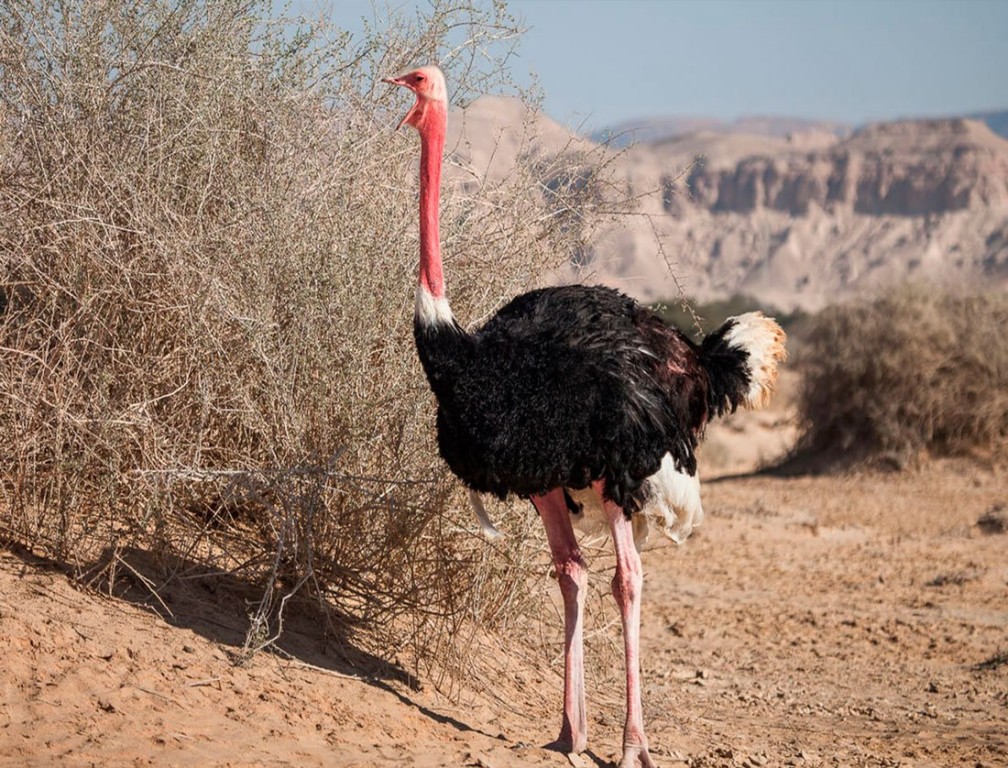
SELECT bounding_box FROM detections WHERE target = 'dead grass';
[0,0,626,684]
[795,286,1008,468]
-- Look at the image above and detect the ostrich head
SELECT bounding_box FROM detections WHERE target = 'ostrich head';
[382,65,447,132]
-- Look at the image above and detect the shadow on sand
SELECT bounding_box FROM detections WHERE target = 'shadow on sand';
[1,540,502,742]
[706,443,889,484]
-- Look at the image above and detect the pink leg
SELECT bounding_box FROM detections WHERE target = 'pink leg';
[531,489,588,754]
[599,484,655,768]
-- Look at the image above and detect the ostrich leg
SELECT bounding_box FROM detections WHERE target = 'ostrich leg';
[532,489,588,754]
[602,492,655,768]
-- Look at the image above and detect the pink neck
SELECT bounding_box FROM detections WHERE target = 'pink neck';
[418,105,447,298]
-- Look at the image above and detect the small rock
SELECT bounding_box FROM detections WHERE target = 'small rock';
[977,504,1006,534]
[96,697,116,713]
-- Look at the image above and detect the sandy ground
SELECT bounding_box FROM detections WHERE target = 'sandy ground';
[2,377,1006,767]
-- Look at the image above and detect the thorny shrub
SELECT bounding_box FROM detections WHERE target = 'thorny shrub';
[796,287,1008,468]
[0,0,628,683]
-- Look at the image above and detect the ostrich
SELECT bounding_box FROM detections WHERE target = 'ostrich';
[383,66,786,768]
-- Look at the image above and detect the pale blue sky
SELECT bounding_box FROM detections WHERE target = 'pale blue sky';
[297,0,1008,129]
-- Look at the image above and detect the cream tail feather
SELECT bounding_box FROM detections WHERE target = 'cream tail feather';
[723,311,788,410]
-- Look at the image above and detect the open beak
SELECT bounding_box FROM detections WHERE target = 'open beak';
[383,75,419,131]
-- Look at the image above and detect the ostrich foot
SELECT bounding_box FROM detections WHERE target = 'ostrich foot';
[618,744,656,768]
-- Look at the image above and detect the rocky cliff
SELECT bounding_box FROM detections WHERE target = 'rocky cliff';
[685,120,1008,216]
[450,98,1008,310]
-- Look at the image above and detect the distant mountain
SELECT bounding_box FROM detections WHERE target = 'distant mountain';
[684,118,1008,216]
[969,109,1008,139]
[592,115,851,148]
[593,110,1008,147]
[591,117,721,146]
[450,98,1008,311]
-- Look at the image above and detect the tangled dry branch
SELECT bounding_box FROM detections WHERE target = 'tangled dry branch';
[0,0,633,680]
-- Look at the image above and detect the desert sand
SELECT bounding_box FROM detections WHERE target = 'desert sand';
[2,373,1006,768]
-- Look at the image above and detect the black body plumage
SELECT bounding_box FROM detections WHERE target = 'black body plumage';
[414,285,752,514]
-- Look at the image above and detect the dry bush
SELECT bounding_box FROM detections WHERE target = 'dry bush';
[795,286,1008,468]
[0,0,624,681]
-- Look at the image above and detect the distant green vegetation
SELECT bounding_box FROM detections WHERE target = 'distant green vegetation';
[651,293,809,342]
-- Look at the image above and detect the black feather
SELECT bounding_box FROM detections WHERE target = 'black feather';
[414,285,754,514]
[698,319,752,418]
